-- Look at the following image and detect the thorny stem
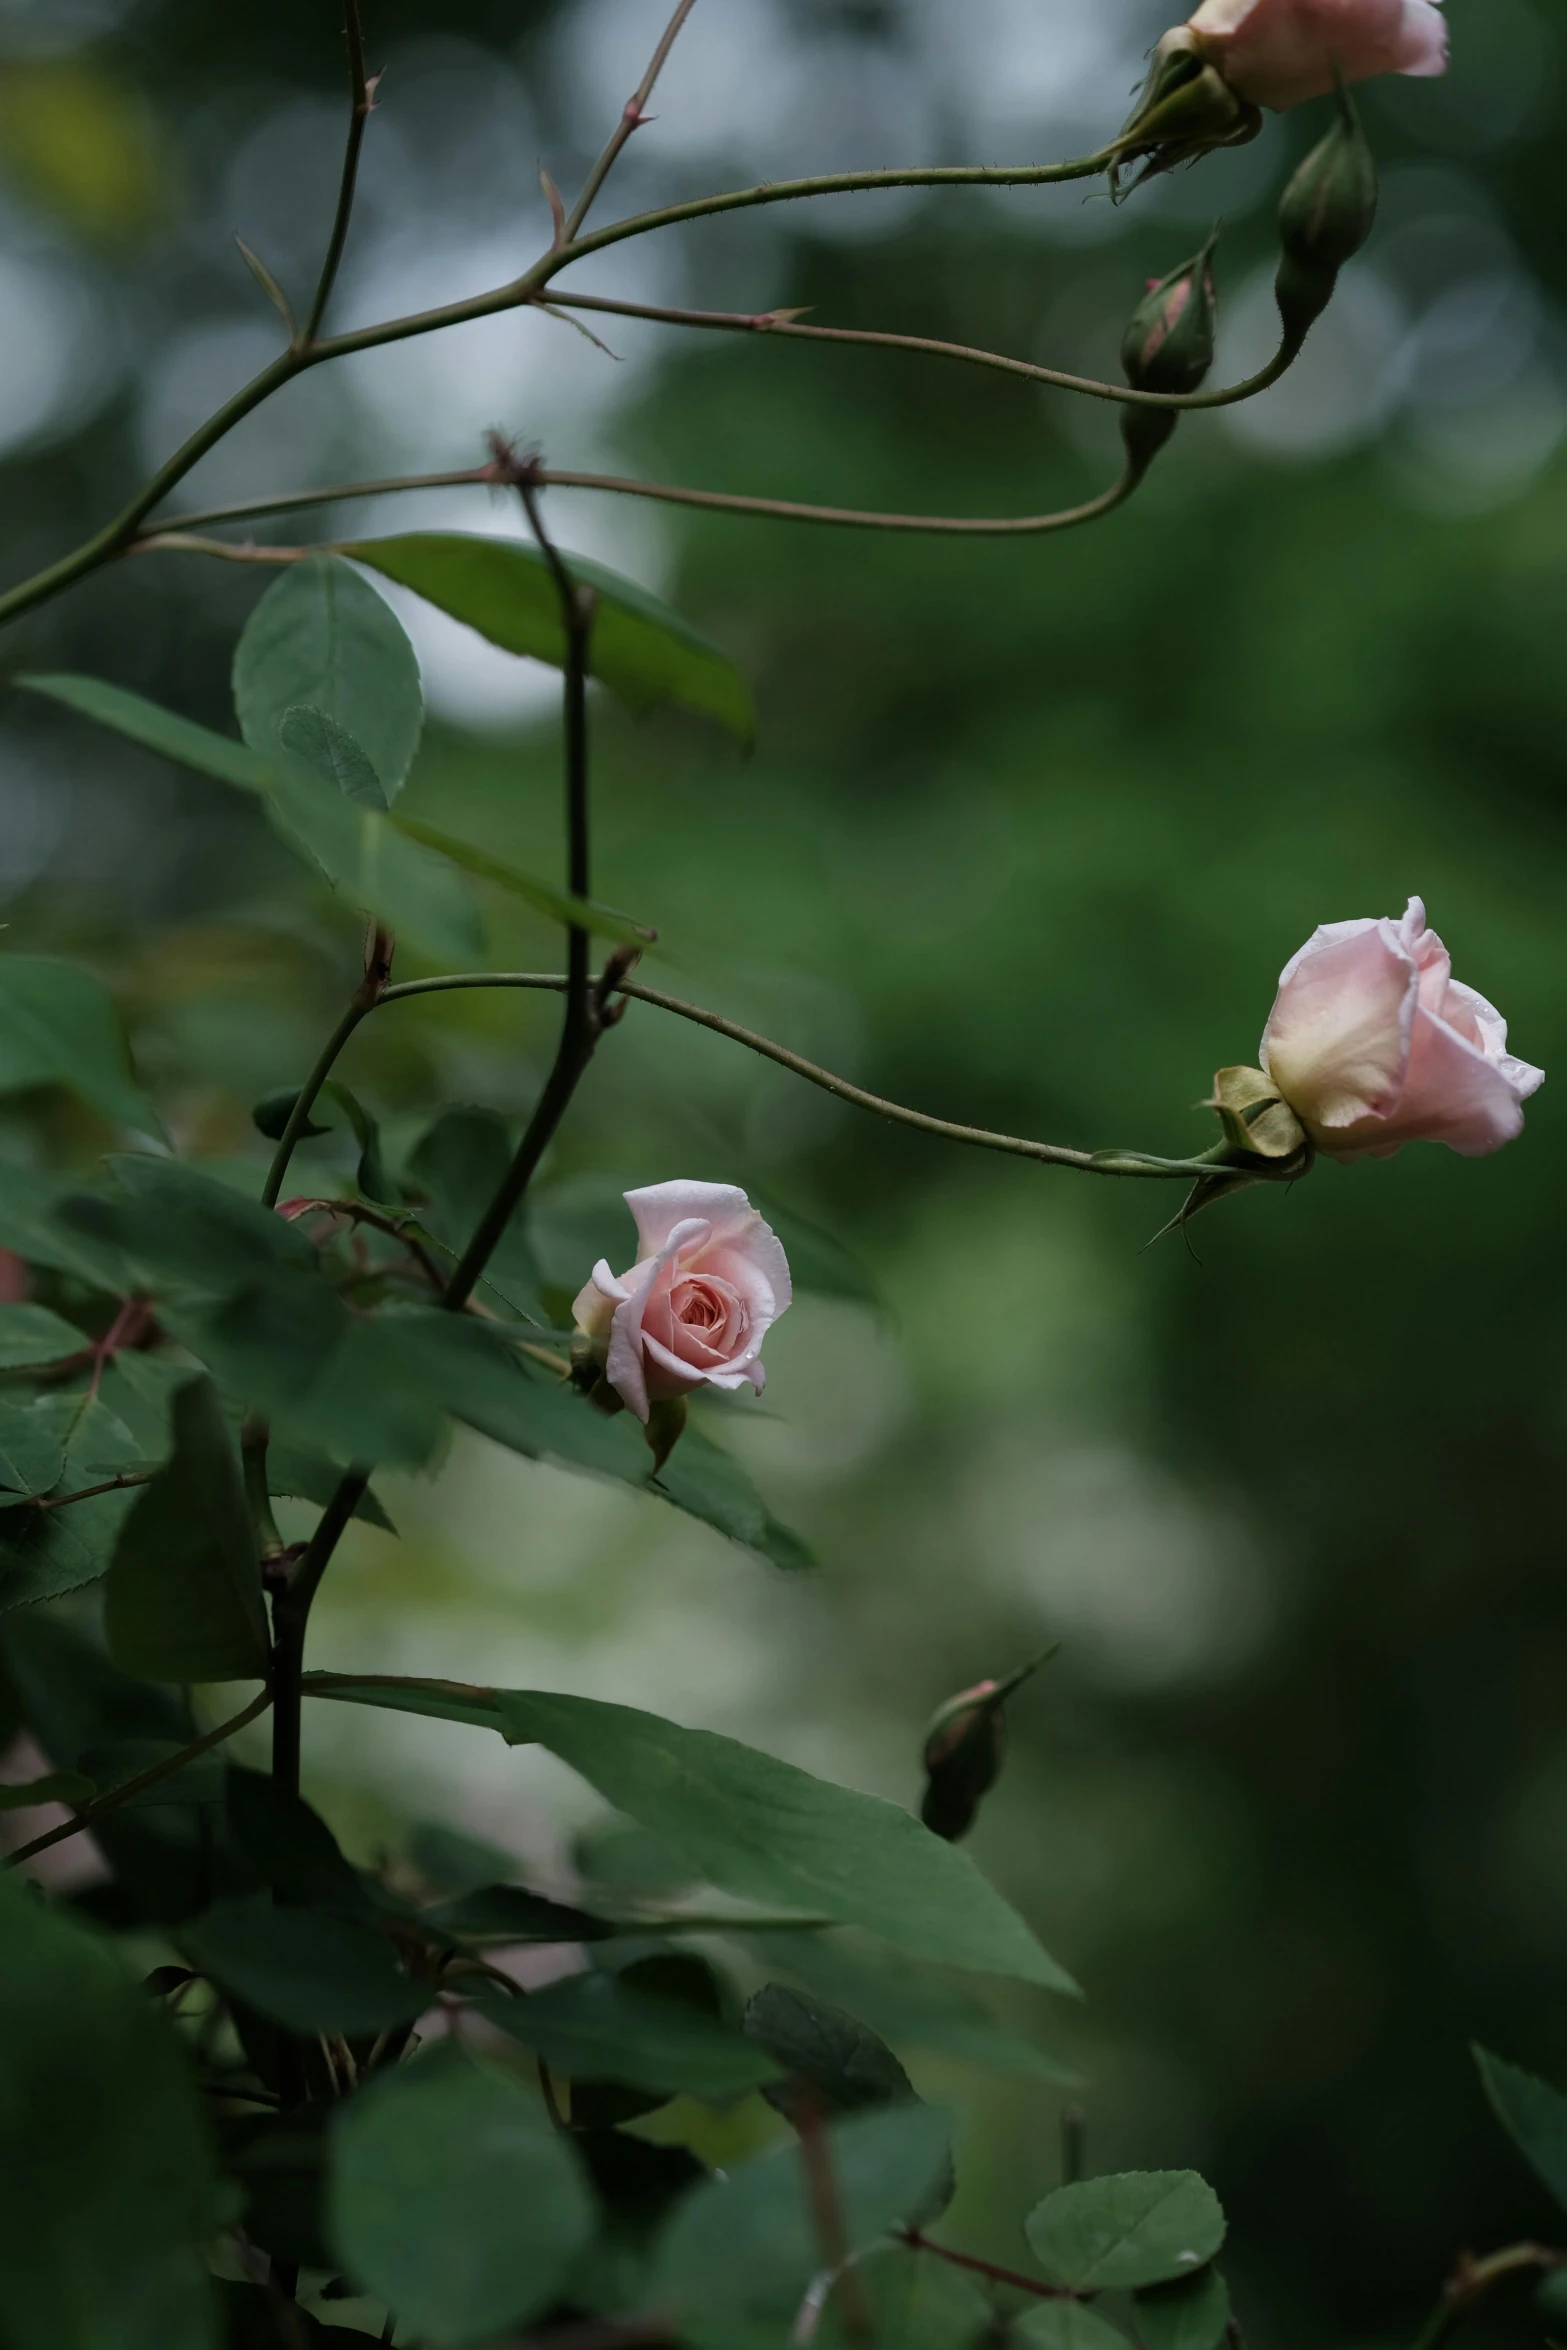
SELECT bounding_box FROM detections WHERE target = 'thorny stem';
[302,0,374,344]
[546,289,1305,413]
[376,970,1261,1186]
[1408,2242,1566,2350]
[564,0,701,241]
[4,1687,273,1868]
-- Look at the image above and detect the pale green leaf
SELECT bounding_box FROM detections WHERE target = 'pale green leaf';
[233,552,422,799]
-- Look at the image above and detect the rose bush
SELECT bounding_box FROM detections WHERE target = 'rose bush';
[573,1180,792,1421]
[1260,895,1543,1159]
[1187,0,1448,110]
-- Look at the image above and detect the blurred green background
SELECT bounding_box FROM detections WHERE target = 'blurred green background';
[2,0,1565,2338]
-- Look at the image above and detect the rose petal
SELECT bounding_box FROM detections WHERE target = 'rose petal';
[624,1182,758,1259]
[1188,0,1447,108]
[1329,1001,1533,1158]
[1261,916,1418,1133]
[604,1217,710,1421]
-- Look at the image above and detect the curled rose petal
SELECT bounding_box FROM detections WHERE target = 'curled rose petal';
[1186,0,1447,110]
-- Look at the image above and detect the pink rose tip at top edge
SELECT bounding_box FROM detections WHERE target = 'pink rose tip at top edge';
[1259,896,1542,1162]
[572,1180,792,1424]
[1186,0,1447,111]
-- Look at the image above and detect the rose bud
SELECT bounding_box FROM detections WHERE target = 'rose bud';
[1119,237,1218,477]
[1185,0,1447,113]
[1113,27,1262,187]
[1273,93,1379,346]
[1260,896,1543,1160]
[572,1181,792,1425]
[919,1654,1052,1844]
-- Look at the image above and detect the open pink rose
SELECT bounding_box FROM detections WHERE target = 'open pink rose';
[573,1181,792,1423]
[1187,0,1447,109]
[1260,896,1542,1160]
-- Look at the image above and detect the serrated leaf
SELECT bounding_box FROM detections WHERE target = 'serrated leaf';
[103,1378,269,1683]
[1133,2268,1232,2350]
[278,705,387,810]
[303,1676,1077,1991]
[181,1896,427,2036]
[0,1395,156,1614]
[233,552,423,800]
[1025,2174,1226,2294]
[478,1970,779,2100]
[1015,2305,1136,2350]
[328,2043,594,2345]
[652,2103,953,2350]
[1475,2045,1567,2209]
[0,1867,217,2350]
[0,956,158,1135]
[744,1981,914,2114]
[0,1398,67,1495]
[0,1304,89,1369]
[20,676,476,961]
[346,532,755,744]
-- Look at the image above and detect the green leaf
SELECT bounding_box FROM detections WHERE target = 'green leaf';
[816,2245,994,2350]
[477,1969,779,2101]
[0,1303,89,1369]
[21,676,476,962]
[233,552,423,800]
[0,1397,67,1495]
[346,532,755,744]
[0,1867,217,2350]
[1133,2268,1233,2350]
[423,1883,615,1944]
[1025,2174,1227,2294]
[303,1676,1077,1991]
[409,1108,545,1323]
[328,2042,594,2346]
[278,704,388,810]
[652,2103,953,2350]
[752,1191,882,1308]
[1475,2045,1567,2209]
[225,1768,380,1920]
[0,955,158,1134]
[392,813,654,944]
[104,1378,270,1683]
[268,1445,396,1533]
[0,1395,157,1613]
[180,1897,428,2036]
[320,1079,397,1203]
[744,1981,915,2115]
[0,1768,94,1811]
[657,1421,814,1570]
[1014,2306,1136,2350]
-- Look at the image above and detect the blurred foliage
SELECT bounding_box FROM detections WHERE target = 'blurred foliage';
[1,0,1566,2343]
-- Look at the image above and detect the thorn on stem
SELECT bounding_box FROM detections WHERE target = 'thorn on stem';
[540,165,567,248]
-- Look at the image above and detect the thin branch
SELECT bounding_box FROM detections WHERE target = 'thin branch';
[4,1686,273,1867]
[546,289,1302,413]
[262,930,394,1208]
[376,970,1249,1184]
[564,0,701,241]
[28,1468,155,1512]
[903,2228,1073,2301]
[138,467,496,538]
[303,0,375,344]
[1409,2243,1566,2350]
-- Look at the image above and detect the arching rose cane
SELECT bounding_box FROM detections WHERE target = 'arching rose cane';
[573,1182,792,1468]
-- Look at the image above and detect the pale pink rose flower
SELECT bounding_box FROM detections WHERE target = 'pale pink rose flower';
[1260,896,1542,1160]
[1187,0,1447,109]
[573,1181,792,1423]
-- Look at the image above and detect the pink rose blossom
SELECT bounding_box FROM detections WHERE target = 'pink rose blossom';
[1187,0,1447,109]
[1260,896,1542,1161]
[573,1181,792,1423]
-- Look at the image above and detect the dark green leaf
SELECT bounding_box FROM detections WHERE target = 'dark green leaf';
[267,1445,395,1532]
[744,1981,914,2115]
[303,1677,1077,1990]
[0,1768,94,1810]
[73,1154,317,1294]
[652,2102,953,2350]
[181,1897,428,2036]
[104,1378,269,1683]
[279,704,388,810]
[409,1108,545,1323]
[816,2245,993,2350]
[1015,2306,1136,2350]
[347,532,755,743]
[0,1303,88,1369]
[424,1883,615,1943]
[751,1192,882,1308]
[1133,2268,1233,2350]
[328,2042,594,2345]
[226,1768,379,1919]
[0,1395,155,1613]
[391,813,653,943]
[320,1080,396,1203]
[79,1738,225,1809]
[1025,2174,1227,2294]
[1475,2045,1567,2209]
[22,676,475,961]
[0,1867,217,2350]
[0,1397,67,1495]
[477,1969,778,2100]
[218,2105,332,2273]
[656,1421,814,1570]
[0,955,158,1134]
[232,553,423,800]
[251,1089,331,1142]
[0,1161,125,1285]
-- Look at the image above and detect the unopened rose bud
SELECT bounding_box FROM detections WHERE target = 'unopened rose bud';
[919,1653,1052,1844]
[1118,238,1218,478]
[1273,93,1378,346]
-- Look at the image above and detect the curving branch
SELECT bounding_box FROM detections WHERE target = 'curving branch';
[302,0,376,344]
[565,0,702,241]
[4,1686,273,1868]
[544,288,1302,413]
